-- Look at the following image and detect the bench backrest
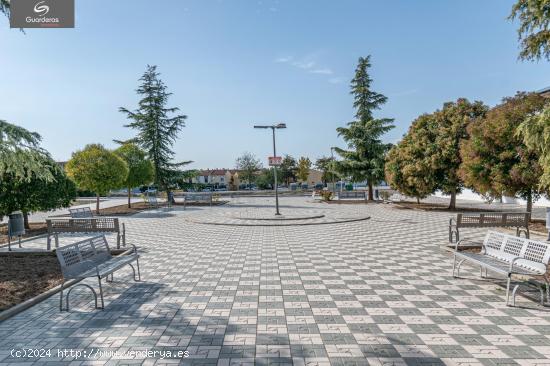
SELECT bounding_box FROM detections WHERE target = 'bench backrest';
[47,218,120,234]
[457,212,529,228]
[483,231,550,274]
[338,191,365,198]
[185,193,212,201]
[69,207,93,218]
[56,235,112,279]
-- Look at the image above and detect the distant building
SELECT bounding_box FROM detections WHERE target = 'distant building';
[193,169,241,189]
[536,86,550,98]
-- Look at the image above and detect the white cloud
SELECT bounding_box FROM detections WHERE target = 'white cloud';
[275,56,293,63]
[310,68,333,75]
[328,77,345,84]
[275,54,341,83]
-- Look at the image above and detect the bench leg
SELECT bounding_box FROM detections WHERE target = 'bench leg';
[511,283,520,307]
[506,275,512,306]
[454,259,465,278]
[449,228,459,243]
[59,281,64,311]
[97,277,105,310]
[64,283,99,311]
[129,258,142,281]
[544,278,550,305]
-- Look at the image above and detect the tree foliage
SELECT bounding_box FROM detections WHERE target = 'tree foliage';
[429,99,488,208]
[296,157,311,183]
[517,102,550,189]
[385,114,439,202]
[315,156,337,185]
[256,168,282,189]
[280,155,297,185]
[461,92,546,212]
[119,65,189,192]
[1,0,9,17]
[509,0,550,61]
[235,152,262,184]
[114,143,154,207]
[0,120,53,182]
[0,156,76,228]
[334,56,394,200]
[65,144,128,213]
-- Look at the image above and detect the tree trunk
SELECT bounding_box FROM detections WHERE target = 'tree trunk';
[416,197,420,204]
[23,211,30,230]
[449,190,457,210]
[367,181,374,201]
[526,190,533,216]
[96,193,100,214]
[128,187,132,208]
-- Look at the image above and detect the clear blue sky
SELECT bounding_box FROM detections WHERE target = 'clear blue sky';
[1,0,550,170]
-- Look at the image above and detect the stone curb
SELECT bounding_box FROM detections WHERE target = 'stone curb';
[0,278,81,322]
[186,216,371,227]
[0,248,132,322]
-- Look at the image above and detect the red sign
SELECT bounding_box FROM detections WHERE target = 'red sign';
[268,156,282,166]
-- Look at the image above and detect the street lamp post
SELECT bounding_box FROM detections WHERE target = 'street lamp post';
[254,123,286,215]
[330,147,337,195]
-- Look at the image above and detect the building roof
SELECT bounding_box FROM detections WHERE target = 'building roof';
[199,169,239,176]
[536,86,550,94]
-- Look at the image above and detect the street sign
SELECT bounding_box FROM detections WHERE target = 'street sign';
[268,156,282,166]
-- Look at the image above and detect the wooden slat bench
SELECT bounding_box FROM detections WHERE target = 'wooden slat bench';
[449,212,530,243]
[56,235,140,311]
[46,218,126,250]
[452,231,550,306]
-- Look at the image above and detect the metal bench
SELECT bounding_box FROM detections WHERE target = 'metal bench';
[46,218,126,250]
[449,212,530,243]
[56,235,140,311]
[452,231,550,306]
[145,194,159,208]
[184,193,212,209]
[337,191,366,200]
[69,207,93,218]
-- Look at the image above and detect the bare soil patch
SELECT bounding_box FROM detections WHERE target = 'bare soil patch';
[0,252,62,311]
[0,223,48,245]
[393,201,498,212]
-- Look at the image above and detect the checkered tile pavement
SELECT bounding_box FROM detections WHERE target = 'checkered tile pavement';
[0,197,549,365]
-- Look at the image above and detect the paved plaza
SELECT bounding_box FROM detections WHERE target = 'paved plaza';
[1,196,550,365]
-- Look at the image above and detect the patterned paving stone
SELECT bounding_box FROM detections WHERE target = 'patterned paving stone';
[0,196,549,365]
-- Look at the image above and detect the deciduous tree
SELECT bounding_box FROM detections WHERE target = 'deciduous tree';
[114,143,154,208]
[65,144,128,213]
[280,155,297,186]
[517,103,550,189]
[430,99,488,209]
[235,152,262,186]
[296,157,311,183]
[461,92,546,213]
[385,114,439,203]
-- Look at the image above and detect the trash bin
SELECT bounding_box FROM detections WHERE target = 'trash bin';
[7,211,25,251]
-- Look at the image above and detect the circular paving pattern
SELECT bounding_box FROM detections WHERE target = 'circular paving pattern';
[185,208,370,226]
